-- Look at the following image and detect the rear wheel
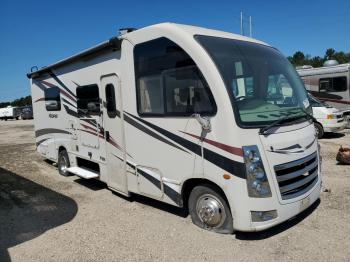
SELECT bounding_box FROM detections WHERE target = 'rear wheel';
[188,184,233,234]
[58,150,71,176]
[314,122,324,139]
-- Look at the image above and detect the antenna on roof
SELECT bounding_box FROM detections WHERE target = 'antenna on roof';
[119,28,137,35]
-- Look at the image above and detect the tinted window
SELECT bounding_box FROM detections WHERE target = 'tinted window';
[134,37,216,116]
[77,84,100,116]
[105,84,117,118]
[44,86,61,111]
[319,77,347,92]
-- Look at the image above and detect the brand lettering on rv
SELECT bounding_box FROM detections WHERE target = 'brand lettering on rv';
[49,113,58,118]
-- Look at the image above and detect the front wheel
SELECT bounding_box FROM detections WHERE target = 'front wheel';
[188,184,234,234]
[314,122,324,139]
[58,150,71,176]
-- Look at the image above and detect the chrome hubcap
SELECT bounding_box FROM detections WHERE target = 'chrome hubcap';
[196,194,226,228]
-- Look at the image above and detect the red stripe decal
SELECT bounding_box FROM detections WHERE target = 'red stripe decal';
[80,125,122,150]
[81,123,99,133]
[181,131,243,157]
[35,97,45,103]
[41,80,77,102]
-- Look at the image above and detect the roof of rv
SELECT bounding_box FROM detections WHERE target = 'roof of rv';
[126,23,269,46]
[27,22,269,79]
[297,63,350,76]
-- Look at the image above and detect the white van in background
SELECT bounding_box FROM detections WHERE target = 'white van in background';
[0,106,21,121]
[308,93,346,138]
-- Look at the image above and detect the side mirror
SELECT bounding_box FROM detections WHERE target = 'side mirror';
[194,114,211,132]
[45,100,60,111]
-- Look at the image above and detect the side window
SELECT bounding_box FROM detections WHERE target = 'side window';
[77,84,100,116]
[319,77,347,92]
[105,84,117,118]
[44,86,61,111]
[134,37,216,116]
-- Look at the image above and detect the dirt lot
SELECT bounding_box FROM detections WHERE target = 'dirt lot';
[1,120,350,262]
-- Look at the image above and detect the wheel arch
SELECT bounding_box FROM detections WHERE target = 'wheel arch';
[181,178,230,210]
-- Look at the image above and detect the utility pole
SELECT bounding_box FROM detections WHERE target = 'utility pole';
[240,11,243,35]
[249,16,252,37]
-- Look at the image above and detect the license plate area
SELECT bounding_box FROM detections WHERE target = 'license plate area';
[299,195,311,212]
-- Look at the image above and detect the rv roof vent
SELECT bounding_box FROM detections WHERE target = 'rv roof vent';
[323,60,339,67]
[119,28,137,35]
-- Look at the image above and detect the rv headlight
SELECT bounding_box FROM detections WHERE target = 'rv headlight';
[243,146,272,198]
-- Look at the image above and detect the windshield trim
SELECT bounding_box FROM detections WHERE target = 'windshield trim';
[194,34,311,129]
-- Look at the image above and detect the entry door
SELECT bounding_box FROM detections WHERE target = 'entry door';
[100,74,127,194]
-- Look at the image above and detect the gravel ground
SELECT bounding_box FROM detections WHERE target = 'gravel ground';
[1,119,350,262]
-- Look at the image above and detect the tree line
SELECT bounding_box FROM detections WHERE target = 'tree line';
[0,95,32,108]
[288,48,350,67]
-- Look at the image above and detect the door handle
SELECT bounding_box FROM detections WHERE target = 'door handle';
[105,131,110,141]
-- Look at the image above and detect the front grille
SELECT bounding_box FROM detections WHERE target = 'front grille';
[274,152,318,200]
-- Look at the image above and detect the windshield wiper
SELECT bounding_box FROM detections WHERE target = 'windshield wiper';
[259,115,301,135]
[259,108,316,135]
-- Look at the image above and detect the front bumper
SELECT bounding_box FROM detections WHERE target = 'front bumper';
[233,179,321,232]
[323,121,346,132]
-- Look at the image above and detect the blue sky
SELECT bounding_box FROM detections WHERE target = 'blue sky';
[1,0,349,102]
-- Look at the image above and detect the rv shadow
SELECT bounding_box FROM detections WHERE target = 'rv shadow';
[112,191,189,218]
[235,199,320,240]
[73,178,188,218]
[0,167,78,262]
[74,178,107,191]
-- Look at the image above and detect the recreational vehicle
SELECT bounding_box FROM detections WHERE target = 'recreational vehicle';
[297,63,350,126]
[27,23,321,233]
[0,106,21,120]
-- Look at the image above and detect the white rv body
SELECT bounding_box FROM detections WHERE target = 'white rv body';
[0,106,21,120]
[297,63,350,125]
[28,23,321,232]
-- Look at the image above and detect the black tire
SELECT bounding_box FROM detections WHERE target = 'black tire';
[58,150,71,176]
[188,184,234,234]
[314,122,324,139]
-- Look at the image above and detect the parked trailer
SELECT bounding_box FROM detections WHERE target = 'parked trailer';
[297,63,350,125]
[0,106,21,121]
[27,23,321,233]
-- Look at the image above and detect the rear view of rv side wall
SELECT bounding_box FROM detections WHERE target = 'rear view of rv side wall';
[28,23,321,233]
[297,64,350,115]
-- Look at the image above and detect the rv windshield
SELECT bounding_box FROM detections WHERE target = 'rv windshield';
[195,35,311,127]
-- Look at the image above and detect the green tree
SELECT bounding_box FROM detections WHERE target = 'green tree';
[325,48,336,60]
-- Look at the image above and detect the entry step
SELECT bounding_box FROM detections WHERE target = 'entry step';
[66,166,99,179]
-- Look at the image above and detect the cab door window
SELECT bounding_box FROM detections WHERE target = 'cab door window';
[134,37,216,116]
